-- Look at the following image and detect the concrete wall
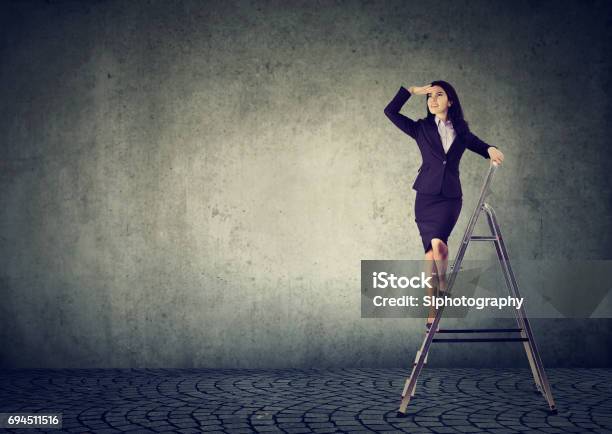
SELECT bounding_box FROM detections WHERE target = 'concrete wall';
[1,0,611,368]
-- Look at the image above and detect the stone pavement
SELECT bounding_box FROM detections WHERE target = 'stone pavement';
[0,368,610,433]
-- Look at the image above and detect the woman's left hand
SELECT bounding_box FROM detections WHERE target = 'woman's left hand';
[488,147,504,165]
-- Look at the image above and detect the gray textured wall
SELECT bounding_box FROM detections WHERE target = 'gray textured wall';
[1,0,611,368]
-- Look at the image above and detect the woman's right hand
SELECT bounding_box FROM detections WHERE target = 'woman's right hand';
[408,84,435,95]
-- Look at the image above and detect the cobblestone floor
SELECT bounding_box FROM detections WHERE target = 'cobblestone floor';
[0,368,610,433]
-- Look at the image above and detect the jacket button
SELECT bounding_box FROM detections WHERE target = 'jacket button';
[443,161,447,165]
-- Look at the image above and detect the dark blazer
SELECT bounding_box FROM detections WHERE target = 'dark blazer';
[384,86,497,198]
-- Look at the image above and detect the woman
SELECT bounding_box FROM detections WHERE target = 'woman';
[384,81,504,328]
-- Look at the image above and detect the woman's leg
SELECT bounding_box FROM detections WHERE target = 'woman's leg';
[423,247,438,324]
[431,238,449,293]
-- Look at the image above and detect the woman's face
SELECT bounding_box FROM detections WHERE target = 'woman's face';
[427,85,452,116]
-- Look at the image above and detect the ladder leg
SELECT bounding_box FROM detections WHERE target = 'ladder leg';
[493,239,544,394]
[398,306,444,414]
[515,302,556,412]
[399,328,430,411]
[484,212,544,393]
[522,333,544,394]
[510,269,556,411]
[410,337,429,398]
[483,205,557,413]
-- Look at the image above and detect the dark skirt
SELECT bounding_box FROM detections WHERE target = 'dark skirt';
[414,192,462,253]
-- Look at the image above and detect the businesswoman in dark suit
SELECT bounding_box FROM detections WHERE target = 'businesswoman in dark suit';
[384,81,504,328]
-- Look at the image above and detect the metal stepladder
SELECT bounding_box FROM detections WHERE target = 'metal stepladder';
[397,162,557,416]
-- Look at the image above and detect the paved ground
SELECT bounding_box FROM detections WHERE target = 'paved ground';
[0,368,610,433]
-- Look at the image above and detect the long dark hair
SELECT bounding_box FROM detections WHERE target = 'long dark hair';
[425,80,470,136]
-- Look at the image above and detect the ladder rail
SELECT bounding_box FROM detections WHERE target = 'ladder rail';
[482,204,545,395]
[446,163,498,296]
[483,203,557,411]
[399,163,497,411]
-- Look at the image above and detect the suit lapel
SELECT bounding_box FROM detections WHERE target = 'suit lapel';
[423,116,446,161]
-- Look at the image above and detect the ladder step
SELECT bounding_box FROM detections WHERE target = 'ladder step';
[436,328,523,334]
[469,235,498,241]
[433,337,529,343]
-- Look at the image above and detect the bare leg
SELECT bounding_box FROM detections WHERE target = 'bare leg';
[431,238,450,293]
[423,248,438,324]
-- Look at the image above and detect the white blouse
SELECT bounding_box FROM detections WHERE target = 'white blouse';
[434,116,456,154]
